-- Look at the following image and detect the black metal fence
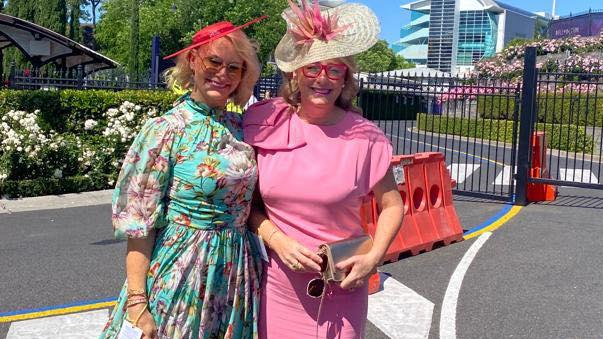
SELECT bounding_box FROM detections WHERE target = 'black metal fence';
[7,65,166,90]
[517,48,603,200]
[357,72,522,201]
[4,47,603,203]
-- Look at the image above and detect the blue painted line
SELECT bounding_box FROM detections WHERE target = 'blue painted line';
[463,203,513,236]
[0,297,117,317]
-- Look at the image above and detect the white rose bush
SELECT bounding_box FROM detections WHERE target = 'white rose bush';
[0,90,176,197]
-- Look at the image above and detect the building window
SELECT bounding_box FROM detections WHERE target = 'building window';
[456,10,497,66]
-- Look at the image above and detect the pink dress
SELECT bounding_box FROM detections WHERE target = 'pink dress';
[243,98,392,339]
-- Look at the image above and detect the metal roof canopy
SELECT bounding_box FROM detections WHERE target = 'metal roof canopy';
[0,13,119,74]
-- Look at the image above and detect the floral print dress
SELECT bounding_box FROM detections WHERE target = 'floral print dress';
[100,94,262,339]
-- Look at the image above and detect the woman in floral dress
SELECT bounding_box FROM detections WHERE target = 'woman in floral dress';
[100,17,266,339]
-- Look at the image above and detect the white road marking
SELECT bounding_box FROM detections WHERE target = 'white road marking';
[440,232,492,339]
[493,165,513,186]
[447,164,480,184]
[7,309,108,339]
[557,169,599,184]
[368,272,434,339]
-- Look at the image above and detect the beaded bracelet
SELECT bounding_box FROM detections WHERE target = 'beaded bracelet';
[127,292,147,299]
[127,288,146,296]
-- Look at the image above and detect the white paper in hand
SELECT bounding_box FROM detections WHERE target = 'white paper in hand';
[117,319,143,339]
[252,234,270,262]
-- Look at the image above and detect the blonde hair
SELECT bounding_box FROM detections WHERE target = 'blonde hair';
[164,30,261,106]
[278,56,362,113]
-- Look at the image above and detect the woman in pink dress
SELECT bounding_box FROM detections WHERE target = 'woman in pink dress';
[243,1,404,338]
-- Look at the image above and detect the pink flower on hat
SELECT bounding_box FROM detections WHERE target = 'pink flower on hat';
[285,0,350,47]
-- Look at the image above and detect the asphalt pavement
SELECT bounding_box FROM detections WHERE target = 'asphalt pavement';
[1,187,602,338]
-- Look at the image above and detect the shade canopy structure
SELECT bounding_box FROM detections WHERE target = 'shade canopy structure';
[0,13,119,74]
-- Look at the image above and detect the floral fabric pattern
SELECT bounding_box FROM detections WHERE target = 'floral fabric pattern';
[100,94,262,339]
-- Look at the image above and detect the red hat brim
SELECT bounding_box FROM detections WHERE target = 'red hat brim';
[163,15,267,60]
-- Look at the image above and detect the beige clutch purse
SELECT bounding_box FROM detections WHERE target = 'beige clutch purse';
[317,235,373,282]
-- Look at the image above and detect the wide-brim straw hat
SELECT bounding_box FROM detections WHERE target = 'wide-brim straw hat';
[274,2,380,72]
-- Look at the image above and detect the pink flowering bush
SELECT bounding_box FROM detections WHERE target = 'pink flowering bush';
[475,35,603,78]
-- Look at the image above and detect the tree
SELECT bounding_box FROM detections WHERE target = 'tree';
[95,0,288,76]
[534,17,548,40]
[67,0,86,41]
[356,40,414,72]
[35,0,67,36]
[129,0,139,78]
[88,0,102,26]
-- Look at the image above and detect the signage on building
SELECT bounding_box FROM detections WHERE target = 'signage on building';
[549,12,603,39]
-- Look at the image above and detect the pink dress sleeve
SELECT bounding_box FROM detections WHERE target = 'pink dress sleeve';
[242,98,306,150]
[363,128,394,195]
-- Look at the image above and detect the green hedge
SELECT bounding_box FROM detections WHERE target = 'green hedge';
[0,89,177,133]
[0,173,113,198]
[417,113,594,153]
[477,94,603,127]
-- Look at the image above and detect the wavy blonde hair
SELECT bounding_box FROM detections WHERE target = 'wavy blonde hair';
[164,30,260,106]
[278,56,361,113]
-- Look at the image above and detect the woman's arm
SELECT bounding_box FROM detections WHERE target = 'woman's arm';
[125,231,158,338]
[248,191,322,273]
[337,169,403,289]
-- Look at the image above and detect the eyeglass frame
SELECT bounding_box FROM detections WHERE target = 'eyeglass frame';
[301,62,349,81]
[194,53,246,78]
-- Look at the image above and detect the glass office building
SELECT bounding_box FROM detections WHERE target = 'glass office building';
[394,0,546,73]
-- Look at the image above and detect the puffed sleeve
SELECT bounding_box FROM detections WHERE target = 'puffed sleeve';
[364,130,394,195]
[111,116,176,239]
[243,97,307,150]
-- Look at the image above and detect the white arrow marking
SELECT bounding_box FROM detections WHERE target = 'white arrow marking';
[558,169,599,184]
[447,164,480,184]
[493,165,513,186]
[7,309,108,339]
[368,272,434,339]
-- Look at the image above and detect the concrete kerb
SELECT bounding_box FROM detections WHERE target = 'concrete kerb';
[0,190,113,214]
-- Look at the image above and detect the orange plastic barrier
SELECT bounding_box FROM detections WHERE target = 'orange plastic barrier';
[527,132,557,202]
[360,152,464,265]
[424,152,464,245]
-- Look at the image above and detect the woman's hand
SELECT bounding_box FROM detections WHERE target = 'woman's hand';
[270,232,323,273]
[127,304,157,339]
[336,252,380,290]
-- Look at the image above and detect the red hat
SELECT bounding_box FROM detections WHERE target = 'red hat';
[163,15,267,60]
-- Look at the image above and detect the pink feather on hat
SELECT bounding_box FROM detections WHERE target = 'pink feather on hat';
[285,0,350,47]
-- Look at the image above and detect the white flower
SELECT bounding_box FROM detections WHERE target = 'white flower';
[84,119,98,130]
[0,173,7,180]
[53,169,63,178]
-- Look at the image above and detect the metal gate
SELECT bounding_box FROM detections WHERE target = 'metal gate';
[515,47,603,205]
[358,71,521,202]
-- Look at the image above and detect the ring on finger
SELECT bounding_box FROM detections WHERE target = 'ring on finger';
[292,261,302,271]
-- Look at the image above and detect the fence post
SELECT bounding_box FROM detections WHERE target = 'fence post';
[76,65,84,89]
[515,46,538,206]
[8,61,15,89]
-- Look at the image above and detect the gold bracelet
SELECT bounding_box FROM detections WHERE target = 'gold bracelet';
[126,302,148,327]
[266,227,280,247]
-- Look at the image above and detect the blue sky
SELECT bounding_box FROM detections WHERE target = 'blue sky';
[354,0,603,44]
